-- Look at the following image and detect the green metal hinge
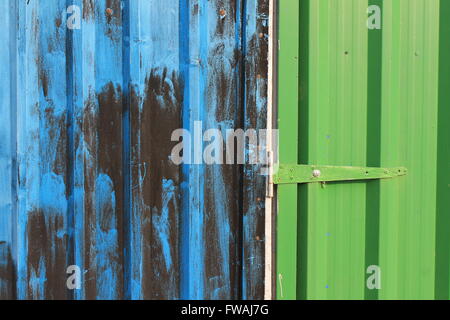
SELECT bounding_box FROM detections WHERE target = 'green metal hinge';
[273,164,408,185]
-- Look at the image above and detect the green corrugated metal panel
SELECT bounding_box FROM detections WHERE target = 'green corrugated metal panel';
[277,0,450,300]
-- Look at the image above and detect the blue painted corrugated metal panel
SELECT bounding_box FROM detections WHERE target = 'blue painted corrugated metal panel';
[0,0,268,300]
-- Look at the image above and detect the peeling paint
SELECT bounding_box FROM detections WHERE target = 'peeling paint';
[2,0,268,300]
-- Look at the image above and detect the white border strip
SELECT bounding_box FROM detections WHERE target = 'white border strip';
[264,0,275,301]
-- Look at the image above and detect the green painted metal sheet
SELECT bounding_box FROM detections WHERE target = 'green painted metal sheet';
[276,0,299,300]
[277,0,450,300]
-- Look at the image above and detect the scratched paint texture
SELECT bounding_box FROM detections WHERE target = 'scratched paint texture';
[0,0,268,300]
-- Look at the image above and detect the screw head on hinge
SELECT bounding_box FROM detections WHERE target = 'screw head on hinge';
[312,169,321,178]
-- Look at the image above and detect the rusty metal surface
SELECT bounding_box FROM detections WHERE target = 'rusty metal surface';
[0,0,268,300]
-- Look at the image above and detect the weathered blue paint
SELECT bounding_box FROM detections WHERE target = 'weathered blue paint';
[153,179,176,272]
[0,0,14,253]
[180,0,207,299]
[95,173,119,300]
[1,0,268,300]
[242,0,269,299]
[12,0,70,300]
[71,0,89,301]
[0,243,14,299]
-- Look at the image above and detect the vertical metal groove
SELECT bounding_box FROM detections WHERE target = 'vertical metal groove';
[9,0,18,264]
[179,0,191,300]
[65,0,75,301]
[121,0,131,300]
[365,0,383,301]
[237,0,246,300]
[297,0,310,300]
[435,0,450,300]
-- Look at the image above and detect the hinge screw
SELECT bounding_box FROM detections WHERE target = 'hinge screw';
[312,169,321,178]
